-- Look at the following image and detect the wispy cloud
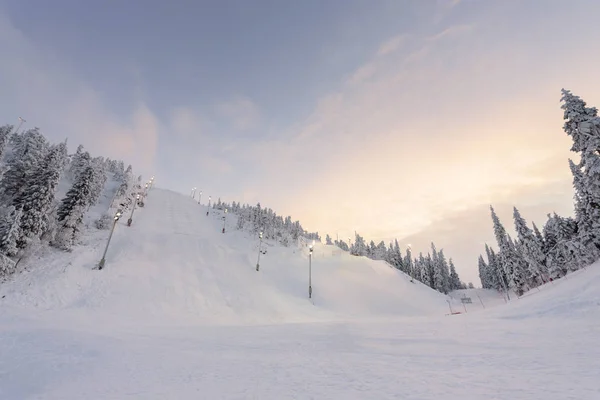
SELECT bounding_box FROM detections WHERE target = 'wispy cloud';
[0,10,158,175]
[216,96,260,130]
[377,34,408,56]
[426,24,473,42]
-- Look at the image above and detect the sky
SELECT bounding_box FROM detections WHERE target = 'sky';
[1,0,600,285]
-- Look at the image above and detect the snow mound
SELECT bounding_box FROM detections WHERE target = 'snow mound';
[493,263,600,320]
[1,188,450,326]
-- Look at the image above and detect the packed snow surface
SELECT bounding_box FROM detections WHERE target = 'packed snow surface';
[1,188,599,399]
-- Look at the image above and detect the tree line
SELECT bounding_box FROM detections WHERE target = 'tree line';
[0,124,138,277]
[479,89,600,296]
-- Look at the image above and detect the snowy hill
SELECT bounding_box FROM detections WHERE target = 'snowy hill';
[0,187,450,326]
[1,187,599,399]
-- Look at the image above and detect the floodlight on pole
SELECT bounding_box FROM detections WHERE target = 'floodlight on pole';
[256,231,263,271]
[127,194,140,226]
[308,244,314,298]
[206,196,211,216]
[14,116,26,135]
[98,211,122,270]
[198,190,202,205]
[222,208,228,233]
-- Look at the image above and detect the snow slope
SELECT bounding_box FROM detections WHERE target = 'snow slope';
[0,188,450,326]
[1,187,599,399]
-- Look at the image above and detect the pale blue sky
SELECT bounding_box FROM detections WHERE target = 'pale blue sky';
[2,0,600,283]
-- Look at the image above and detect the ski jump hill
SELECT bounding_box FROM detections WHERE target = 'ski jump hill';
[0,188,452,326]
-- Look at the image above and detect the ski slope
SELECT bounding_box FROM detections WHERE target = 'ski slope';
[1,188,450,326]
[1,187,599,399]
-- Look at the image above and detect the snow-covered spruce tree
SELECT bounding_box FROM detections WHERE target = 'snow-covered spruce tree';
[425,253,435,288]
[560,89,598,153]
[490,206,528,295]
[373,240,386,260]
[561,90,600,264]
[366,240,376,258]
[0,124,12,160]
[0,128,48,204]
[431,243,449,293]
[325,234,333,245]
[404,246,414,278]
[53,165,94,250]
[88,156,108,207]
[542,213,571,278]
[68,147,90,182]
[554,213,589,271]
[437,249,451,293]
[448,258,461,290]
[478,255,491,288]
[14,142,67,249]
[350,233,367,256]
[513,207,548,286]
[484,244,502,291]
[392,240,404,271]
[0,206,23,257]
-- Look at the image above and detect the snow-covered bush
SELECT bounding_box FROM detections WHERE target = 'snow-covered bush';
[94,213,112,230]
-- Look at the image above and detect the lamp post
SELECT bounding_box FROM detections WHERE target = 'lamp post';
[198,191,202,205]
[308,244,313,298]
[222,208,228,233]
[206,196,211,216]
[191,187,197,199]
[150,176,155,189]
[14,116,26,135]
[256,231,263,271]
[98,211,122,270]
[127,194,140,226]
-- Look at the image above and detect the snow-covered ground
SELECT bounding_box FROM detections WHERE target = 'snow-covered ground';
[1,188,599,399]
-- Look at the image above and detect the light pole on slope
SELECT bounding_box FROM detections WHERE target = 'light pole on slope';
[14,116,26,135]
[98,211,122,270]
[127,194,140,226]
[256,231,263,271]
[308,243,314,299]
[206,196,211,216]
[222,208,228,233]
[198,190,202,205]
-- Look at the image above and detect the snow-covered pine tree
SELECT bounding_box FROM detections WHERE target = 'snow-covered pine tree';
[404,246,414,279]
[560,89,598,153]
[392,240,404,271]
[14,142,67,249]
[325,234,333,245]
[88,156,108,207]
[67,146,89,181]
[513,207,548,286]
[478,255,490,288]
[0,206,23,257]
[350,233,367,256]
[561,90,600,266]
[0,128,48,204]
[53,165,95,250]
[367,240,376,258]
[0,124,12,160]
[490,206,528,295]
[542,213,569,278]
[430,243,450,293]
[484,244,503,291]
[374,240,387,260]
[448,258,461,290]
[532,222,545,249]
